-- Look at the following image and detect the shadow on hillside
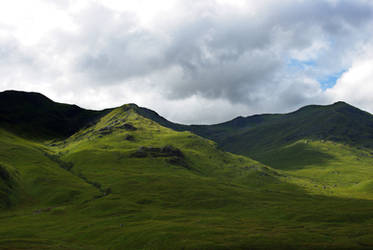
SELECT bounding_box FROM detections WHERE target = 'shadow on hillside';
[254,142,336,170]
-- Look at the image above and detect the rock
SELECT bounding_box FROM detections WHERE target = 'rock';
[98,126,113,135]
[166,157,189,169]
[0,165,11,181]
[119,123,137,131]
[161,145,184,158]
[131,145,184,158]
[131,147,148,157]
[105,187,112,195]
[124,134,135,141]
[146,147,162,153]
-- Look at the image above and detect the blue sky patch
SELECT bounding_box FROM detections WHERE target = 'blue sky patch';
[318,70,347,90]
[287,59,317,70]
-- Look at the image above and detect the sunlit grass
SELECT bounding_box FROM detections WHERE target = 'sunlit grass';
[1,106,373,249]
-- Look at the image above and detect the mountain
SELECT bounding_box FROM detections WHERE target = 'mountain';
[0,100,297,249]
[0,90,109,139]
[4,90,373,153]
[2,90,373,249]
[135,101,373,167]
[128,100,373,150]
[198,102,373,168]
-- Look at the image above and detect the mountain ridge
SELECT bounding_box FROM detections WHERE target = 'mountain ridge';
[2,90,373,157]
[130,99,373,159]
[0,90,111,139]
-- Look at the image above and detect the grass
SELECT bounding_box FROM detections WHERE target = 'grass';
[258,139,373,200]
[1,105,373,249]
[0,128,100,209]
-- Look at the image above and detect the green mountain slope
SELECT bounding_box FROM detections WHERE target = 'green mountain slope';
[141,100,373,200]
[216,102,373,157]
[2,91,373,249]
[0,104,299,249]
[135,101,373,163]
[0,128,100,210]
[261,139,373,199]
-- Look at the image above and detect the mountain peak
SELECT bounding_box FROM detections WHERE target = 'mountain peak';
[0,90,54,106]
[0,90,107,139]
[121,103,139,109]
[119,103,140,112]
[290,101,358,115]
[331,101,351,107]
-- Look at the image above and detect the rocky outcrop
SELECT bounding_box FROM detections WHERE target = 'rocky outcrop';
[118,123,137,131]
[131,145,184,158]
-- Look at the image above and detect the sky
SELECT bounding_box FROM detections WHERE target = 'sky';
[1,0,373,124]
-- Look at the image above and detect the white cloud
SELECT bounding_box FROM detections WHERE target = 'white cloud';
[0,0,76,45]
[326,57,373,113]
[1,0,373,124]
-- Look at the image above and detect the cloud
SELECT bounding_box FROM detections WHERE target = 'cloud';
[1,0,373,123]
[326,53,373,113]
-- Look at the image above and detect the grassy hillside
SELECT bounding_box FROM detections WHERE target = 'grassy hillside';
[256,139,373,199]
[217,102,373,157]
[0,127,100,210]
[2,104,373,249]
[132,100,373,201]
[138,101,373,160]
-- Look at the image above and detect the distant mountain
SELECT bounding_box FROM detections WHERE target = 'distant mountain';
[187,102,373,155]
[130,101,373,161]
[0,90,109,139]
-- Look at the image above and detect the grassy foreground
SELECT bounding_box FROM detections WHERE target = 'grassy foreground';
[1,106,373,249]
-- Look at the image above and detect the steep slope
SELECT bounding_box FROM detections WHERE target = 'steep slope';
[0,160,18,208]
[0,90,109,140]
[0,128,100,210]
[57,104,277,192]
